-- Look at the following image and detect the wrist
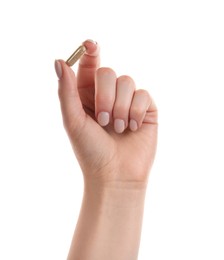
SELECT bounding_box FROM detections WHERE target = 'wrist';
[83,179,147,209]
[68,176,148,260]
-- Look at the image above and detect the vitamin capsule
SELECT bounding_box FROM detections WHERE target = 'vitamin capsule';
[66,45,86,66]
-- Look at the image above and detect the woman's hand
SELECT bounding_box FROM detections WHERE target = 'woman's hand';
[55,40,158,260]
[55,40,158,190]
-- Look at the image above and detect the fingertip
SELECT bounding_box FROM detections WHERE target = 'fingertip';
[82,39,99,57]
[57,59,76,79]
[58,59,69,70]
[97,112,110,126]
[55,59,67,77]
[129,119,138,132]
[56,59,77,99]
[114,119,125,134]
[83,39,97,45]
[55,59,62,79]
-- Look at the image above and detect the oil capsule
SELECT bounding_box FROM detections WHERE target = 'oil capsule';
[66,45,86,66]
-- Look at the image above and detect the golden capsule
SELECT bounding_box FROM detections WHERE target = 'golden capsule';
[66,45,86,66]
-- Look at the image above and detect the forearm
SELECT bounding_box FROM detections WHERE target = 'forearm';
[67,180,147,260]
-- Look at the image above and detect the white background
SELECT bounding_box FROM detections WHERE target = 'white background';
[0,0,224,259]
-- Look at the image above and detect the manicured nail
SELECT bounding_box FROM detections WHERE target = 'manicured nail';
[98,112,110,126]
[86,39,97,45]
[54,60,62,79]
[114,119,125,133]
[129,119,138,131]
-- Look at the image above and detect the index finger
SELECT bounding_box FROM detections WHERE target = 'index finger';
[77,39,100,89]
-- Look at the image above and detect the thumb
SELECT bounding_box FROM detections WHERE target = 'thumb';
[55,59,85,136]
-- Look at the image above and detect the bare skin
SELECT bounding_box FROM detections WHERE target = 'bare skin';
[55,40,158,260]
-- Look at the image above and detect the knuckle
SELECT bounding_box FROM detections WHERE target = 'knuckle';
[113,104,127,117]
[97,95,114,105]
[62,113,75,133]
[58,87,63,99]
[63,114,85,139]
[137,89,150,99]
[117,75,135,89]
[130,106,143,118]
[96,67,116,77]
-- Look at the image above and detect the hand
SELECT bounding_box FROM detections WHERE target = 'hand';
[55,40,158,189]
[55,40,158,260]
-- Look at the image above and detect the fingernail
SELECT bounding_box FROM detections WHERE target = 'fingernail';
[86,39,97,45]
[98,112,110,126]
[114,119,125,133]
[129,119,138,131]
[54,60,62,79]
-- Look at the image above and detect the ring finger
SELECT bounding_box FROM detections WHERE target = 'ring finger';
[113,76,135,133]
